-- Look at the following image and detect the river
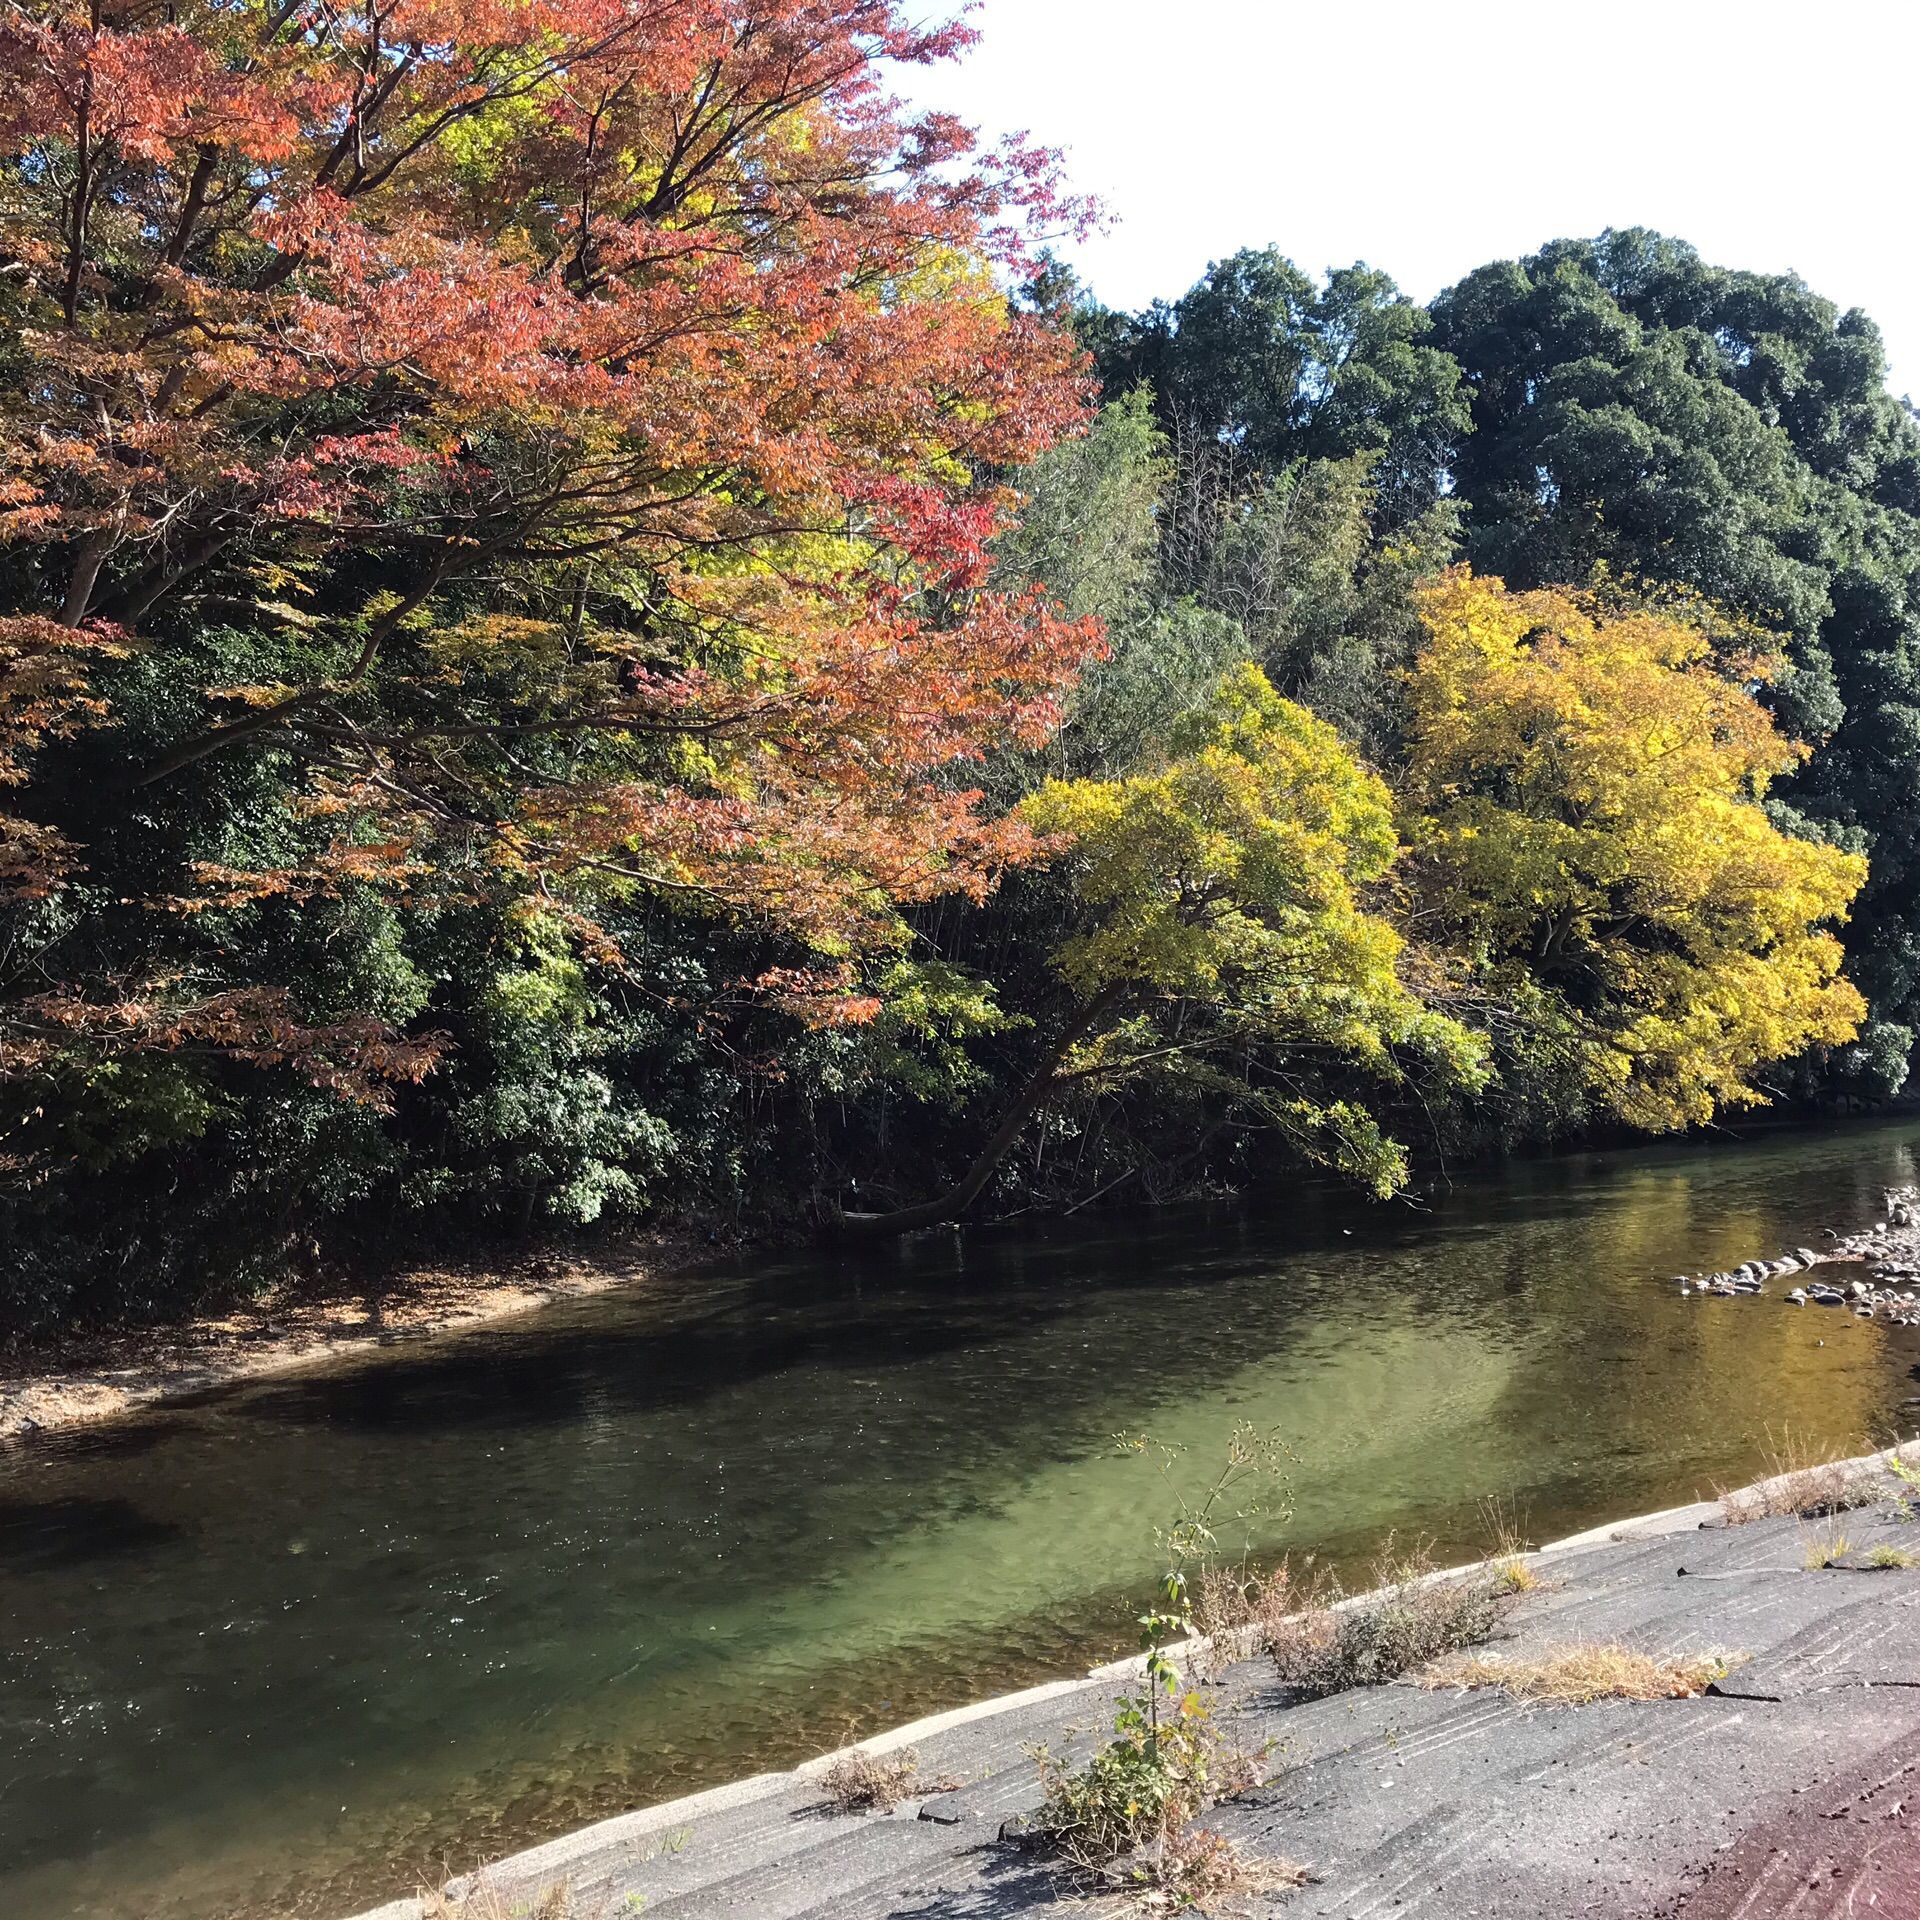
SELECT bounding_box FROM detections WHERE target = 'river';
[5,1120,1920,1919]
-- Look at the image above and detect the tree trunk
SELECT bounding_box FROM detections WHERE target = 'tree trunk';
[835,984,1125,1239]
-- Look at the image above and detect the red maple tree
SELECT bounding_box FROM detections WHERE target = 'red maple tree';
[0,0,1101,1093]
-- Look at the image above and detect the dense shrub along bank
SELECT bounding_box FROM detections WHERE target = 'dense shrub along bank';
[0,0,1912,1326]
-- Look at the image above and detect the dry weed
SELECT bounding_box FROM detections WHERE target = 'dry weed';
[1184,1559,1296,1677]
[1129,1824,1310,1913]
[1716,1426,1881,1524]
[1419,1642,1742,1705]
[1267,1544,1517,1699]
[421,1880,580,1920]
[817,1745,954,1814]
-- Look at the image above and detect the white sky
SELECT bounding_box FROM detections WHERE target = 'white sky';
[903,0,1920,400]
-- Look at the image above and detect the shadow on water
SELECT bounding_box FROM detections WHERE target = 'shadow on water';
[196,1163,1635,1443]
[0,1494,181,1571]
[219,1295,1059,1434]
[4,1118,1920,1920]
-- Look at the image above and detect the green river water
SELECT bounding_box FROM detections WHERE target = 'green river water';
[5,1120,1920,1919]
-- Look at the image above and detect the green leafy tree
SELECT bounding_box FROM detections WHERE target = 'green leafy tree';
[1097,252,1470,527]
[986,388,1252,778]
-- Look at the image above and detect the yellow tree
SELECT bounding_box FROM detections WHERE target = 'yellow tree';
[1402,569,1867,1129]
[846,665,1484,1233]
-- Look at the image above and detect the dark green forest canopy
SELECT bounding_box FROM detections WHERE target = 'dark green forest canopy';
[1086,250,1471,528]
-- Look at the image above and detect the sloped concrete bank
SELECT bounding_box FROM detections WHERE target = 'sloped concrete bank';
[352,1446,1920,1920]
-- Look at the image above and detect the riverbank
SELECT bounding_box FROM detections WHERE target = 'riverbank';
[13,1147,1920,1451]
[0,1232,698,1440]
[354,1444,1920,1920]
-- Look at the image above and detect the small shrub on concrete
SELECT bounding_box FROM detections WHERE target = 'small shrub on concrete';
[1032,1683,1281,1910]
[1033,1426,1296,1908]
[1419,1643,1742,1705]
[1866,1543,1917,1569]
[1033,1556,1275,1868]
[818,1745,953,1814]
[1267,1547,1517,1699]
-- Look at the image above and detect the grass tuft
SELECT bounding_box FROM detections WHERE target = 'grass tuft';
[1419,1642,1742,1705]
[1866,1542,1917,1570]
[1802,1529,1853,1570]
[1478,1498,1539,1594]
[1491,1557,1539,1594]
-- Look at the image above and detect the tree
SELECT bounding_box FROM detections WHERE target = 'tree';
[845,664,1484,1233]
[1075,254,1467,760]
[0,0,1098,1317]
[1402,570,1868,1130]
[1430,229,1920,1091]
[985,387,1251,780]
[1095,252,1469,528]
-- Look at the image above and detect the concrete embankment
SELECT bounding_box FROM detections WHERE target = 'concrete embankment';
[354,1447,1920,1920]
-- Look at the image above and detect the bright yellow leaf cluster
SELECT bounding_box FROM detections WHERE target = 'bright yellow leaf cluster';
[1403,568,1867,1128]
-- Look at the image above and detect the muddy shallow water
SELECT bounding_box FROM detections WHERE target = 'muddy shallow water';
[4,1120,1919,1920]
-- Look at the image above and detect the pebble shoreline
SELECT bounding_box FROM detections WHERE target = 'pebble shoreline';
[1675,1182,1920,1326]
